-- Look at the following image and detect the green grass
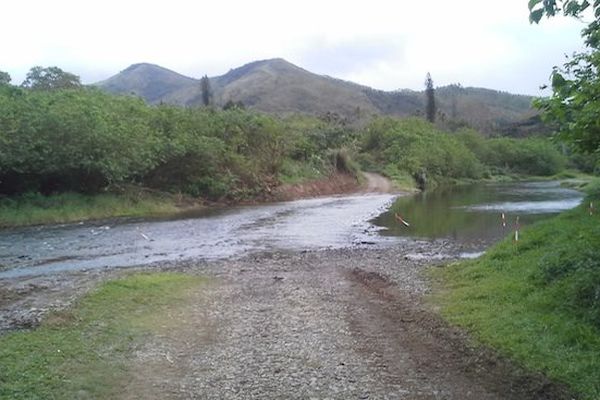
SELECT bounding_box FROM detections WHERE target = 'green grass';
[0,191,187,228]
[430,184,600,399]
[0,272,206,399]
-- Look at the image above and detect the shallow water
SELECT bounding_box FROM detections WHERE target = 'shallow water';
[0,181,583,278]
[372,181,583,250]
[0,194,396,278]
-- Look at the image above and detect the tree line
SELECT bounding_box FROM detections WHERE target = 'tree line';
[0,67,569,200]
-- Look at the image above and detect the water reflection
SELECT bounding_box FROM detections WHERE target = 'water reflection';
[372,181,583,249]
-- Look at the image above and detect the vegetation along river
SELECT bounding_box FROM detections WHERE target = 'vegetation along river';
[0,181,582,279]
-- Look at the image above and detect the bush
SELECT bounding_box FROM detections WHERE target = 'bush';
[568,152,599,174]
[0,88,313,200]
[360,117,483,187]
[0,88,160,194]
[485,138,566,176]
[329,149,359,177]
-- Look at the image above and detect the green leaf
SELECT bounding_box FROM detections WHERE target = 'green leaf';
[529,8,545,23]
[565,1,582,15]
[551,72,567,89]
[581,0,591,11]
[528,0,542,10]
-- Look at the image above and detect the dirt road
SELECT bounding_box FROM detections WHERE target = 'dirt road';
[114,248,571,399]
[363,172,394,193]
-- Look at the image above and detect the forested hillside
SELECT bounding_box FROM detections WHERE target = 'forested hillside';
[97,59,537,134]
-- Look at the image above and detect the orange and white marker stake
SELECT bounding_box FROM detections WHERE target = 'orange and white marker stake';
[395,213,410,227]
[501,213,506,228]
[514,216,520,242]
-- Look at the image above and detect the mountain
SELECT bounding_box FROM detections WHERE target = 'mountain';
[96,63,197,104]
[96,58,537,133]
[211,59,380,116]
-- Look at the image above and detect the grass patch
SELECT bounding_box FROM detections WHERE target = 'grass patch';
[0,190,186,228]
[0,272,206,399]
[430,189,600,399]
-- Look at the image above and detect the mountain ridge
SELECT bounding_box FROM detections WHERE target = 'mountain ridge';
[96,58,537,133]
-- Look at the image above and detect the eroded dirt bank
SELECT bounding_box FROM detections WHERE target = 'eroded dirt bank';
[272,171,394,202]
[0,244,574,399]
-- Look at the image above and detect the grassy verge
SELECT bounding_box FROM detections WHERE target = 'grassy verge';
[0,272,206,399]
[430,181,600,399]
[0,190,192,228]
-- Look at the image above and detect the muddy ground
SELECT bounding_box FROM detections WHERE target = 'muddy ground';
[0,242,575,399]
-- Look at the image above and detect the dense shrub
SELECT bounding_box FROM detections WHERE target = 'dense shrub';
[485,137,566,176]
[0,88,296,200]
[0,84,568,199]
[454,129,566,176]
[360,117,483,185]
[0,87,160,193]
[567,151,599,174]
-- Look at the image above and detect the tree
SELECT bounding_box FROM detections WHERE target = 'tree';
[21,66,82,90]
[425,72,436,123]
[529,0,600,155]
[200,75,212,106]
[0,70,11,85]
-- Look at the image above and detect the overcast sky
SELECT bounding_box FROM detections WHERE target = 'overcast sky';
[0,0,587,95]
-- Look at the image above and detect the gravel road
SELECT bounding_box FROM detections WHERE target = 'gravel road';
[0,241,574,399]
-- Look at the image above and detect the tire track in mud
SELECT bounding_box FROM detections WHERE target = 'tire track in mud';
[346,268,573,399]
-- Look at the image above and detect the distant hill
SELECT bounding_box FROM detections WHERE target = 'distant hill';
[96,63,197,104]
[96,58,538,134]
[211,59,379,116]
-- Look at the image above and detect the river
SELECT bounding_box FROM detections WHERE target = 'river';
[0,181,583,278]
[374,181,583,254]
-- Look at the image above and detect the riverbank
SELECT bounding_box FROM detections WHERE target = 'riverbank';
[0,172,371,229]
[431,181,600,399]
[0,189,187,229]
[0,245,575,399]
[3,168,585,230]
